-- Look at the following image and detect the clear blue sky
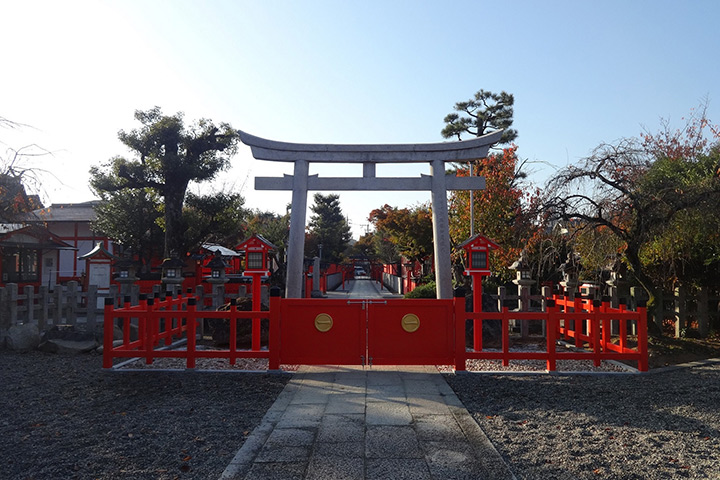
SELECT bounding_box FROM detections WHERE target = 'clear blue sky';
[2,0,718,237]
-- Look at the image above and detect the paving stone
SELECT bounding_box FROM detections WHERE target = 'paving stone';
[306,456,364,480]
[313,441,365,458]
[366,426,422,459]
[317,413,365,442]
[408,394,452,415]
[414,414,466,442]
[255,443,312,463]
[366,401,412,425]
[326,393,366,414]
[276,404,325,428]
[244,461,307,480]
[265,427,316,446]
[367,372,403,386]
[290,384,333,404]
[366,458,432,480]
[423,441,487,480]
[404,379,442,394]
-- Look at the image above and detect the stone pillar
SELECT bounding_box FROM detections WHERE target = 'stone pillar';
[674,284,686,337]
[430,159,452,299]
[697,286,709,338]
[286,159,309,298]
[311,256,321,297]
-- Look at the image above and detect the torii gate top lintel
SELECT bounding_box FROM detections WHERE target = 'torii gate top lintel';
[237,129,502,163]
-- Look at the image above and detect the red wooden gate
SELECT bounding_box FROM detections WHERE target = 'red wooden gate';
[277,299,366,365]
[367,299,454,366]
[275,299,455,366]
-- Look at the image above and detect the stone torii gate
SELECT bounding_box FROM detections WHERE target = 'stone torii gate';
[238,130,502,299]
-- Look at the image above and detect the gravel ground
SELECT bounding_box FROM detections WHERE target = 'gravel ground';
[0,350,289,480]
[445,360,720,480]
[3,349,719,480]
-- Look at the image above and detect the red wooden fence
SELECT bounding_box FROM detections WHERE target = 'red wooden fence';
[103,289,648,372]
[456,295,648,371]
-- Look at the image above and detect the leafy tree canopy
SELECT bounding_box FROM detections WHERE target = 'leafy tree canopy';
[448,147,541,283]
[543,104,720,330]
[368,203,433,264]
[307,193,352,263]
[90,107,240,257]
[441,89,518,144]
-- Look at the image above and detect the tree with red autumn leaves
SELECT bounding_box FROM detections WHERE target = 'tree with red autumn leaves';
[368,203,434,266]
[544,104,720,334]
[448,146,542,283]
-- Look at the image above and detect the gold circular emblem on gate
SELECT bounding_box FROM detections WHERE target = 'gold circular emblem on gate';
[401,313,420,333]
[314,313,333,332]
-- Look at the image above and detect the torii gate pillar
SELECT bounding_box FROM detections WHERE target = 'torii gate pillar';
[238,130,502,299]
[286,159,309,299]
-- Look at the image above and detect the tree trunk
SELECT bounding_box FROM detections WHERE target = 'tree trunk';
[163,185,188,257]
[625,246,663,336]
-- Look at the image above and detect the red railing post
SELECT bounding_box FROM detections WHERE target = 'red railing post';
[145,298,156,365]
[502,307,509,367]
[186,297,197,369]
[573,296,583,348]
[251,273,262,351]
[123,295,132,344]
[619,303,628,351]
[229,298,238,366]
[454,288,467,371]
[268,287,281,370]
[592,299,602,367]
[601,297,610,353]
[102,298,115,369]
[546,299,557,371]
[471,273,483,351]
[637,301,649,372]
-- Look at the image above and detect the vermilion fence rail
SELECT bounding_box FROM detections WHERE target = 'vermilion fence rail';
[103,289,648,372]
[102,291,280,370]
[455,294,648,372]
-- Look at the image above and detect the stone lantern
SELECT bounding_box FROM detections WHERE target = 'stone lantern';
[510,250,535,337]
[113,253,139,298]
[604,255,628,308]
[160,255,185,294]
[205,249,229,284]
[559,251,581,299]
[510,250,534,288]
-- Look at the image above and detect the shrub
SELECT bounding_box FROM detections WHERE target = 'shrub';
[404,281,437,298]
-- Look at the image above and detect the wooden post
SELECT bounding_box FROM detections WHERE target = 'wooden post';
[268,287,281,370]
[454,288,467,371]
[102,298,115,369]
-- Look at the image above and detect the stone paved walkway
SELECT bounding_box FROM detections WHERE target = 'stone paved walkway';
[220,279,515,479]
[219,365,516,480]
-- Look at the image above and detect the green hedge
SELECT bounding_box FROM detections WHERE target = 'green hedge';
[404,281,437,299]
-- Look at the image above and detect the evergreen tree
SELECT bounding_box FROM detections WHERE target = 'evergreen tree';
[89,107,240,257]
[441,89,518,144]
[307,193,351,263]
